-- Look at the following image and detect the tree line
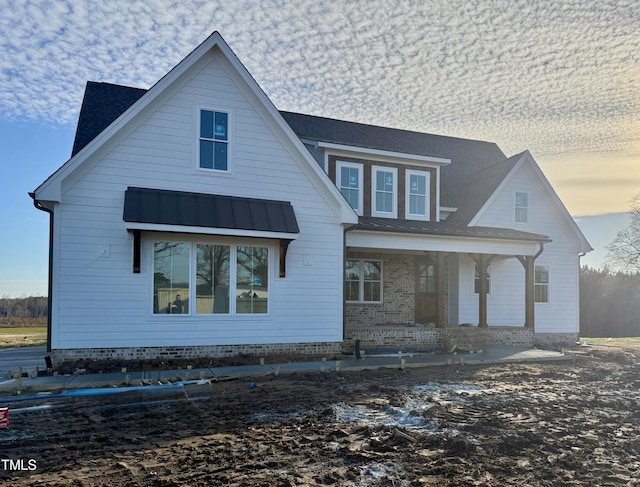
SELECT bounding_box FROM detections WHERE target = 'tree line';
[580,267,640,338]
[0,296,48,319]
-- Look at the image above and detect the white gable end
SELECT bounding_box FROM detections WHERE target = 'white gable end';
[469,155,587,333]
[44,38,354,350]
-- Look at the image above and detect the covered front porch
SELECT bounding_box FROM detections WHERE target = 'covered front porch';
[344,224,550,351]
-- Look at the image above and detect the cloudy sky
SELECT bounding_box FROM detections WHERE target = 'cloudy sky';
[1,0,638,296]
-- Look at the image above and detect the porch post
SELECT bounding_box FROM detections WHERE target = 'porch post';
[517,242,545,330]
[436,252,448,328]
[470,253,495,328]
[516,256,535,329]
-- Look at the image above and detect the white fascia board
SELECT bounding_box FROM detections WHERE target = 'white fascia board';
[346,230,540,256]
[125,222,299,240]
[317,141,451,167]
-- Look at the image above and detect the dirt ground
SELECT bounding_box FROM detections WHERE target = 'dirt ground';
[1,345,639,486]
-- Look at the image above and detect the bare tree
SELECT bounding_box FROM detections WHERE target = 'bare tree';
[606,193,640,273]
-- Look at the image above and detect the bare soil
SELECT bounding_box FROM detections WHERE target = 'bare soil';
[1,345,639,486]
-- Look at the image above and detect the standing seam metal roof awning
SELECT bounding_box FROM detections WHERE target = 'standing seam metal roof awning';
[123,187,300,236]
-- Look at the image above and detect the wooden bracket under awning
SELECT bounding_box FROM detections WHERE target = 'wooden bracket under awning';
[132,229,141,273]
[279,239,292,278]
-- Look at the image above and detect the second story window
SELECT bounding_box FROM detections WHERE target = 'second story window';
[199,109,229,171]
[372,166,397,218]
[336,161,363,215]
[515,191,528,223]
[406,170,430,220]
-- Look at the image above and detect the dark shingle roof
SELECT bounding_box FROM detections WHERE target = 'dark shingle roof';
[278,111,510,223]
[72,82,147,157]
[123,187,299,234]
[72,81,524,232]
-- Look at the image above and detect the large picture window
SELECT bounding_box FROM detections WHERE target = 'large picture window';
[196,244,230,314]
[236,246,269,314]
[199,109,229,171]
[153,240,269,315]
[154,242,191,314]
[345,259,382,303]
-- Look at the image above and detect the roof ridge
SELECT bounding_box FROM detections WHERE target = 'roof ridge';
[279,110,501,146]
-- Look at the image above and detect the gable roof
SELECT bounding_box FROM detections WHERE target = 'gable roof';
[40,32,588,250]
[469,151,592,252]
[34,32,357,225]
[67,82,510,223]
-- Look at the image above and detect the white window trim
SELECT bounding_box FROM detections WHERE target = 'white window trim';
[514,190,529,225]
[534,263,550,304]
[336,160,363,216]
[149,236,273,318]
[345,259,383,304]
[196,106,233,174]
[371,165,398,218]
[405,169,431,221]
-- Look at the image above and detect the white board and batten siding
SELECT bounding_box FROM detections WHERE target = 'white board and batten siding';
[50,50,347,350]
[464,159,583,333]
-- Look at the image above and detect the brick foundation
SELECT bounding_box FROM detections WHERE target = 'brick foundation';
[345,325,534,351]
[534,332,579,349]
[51,341,342,366]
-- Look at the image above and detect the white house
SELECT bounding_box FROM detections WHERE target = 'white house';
[33,32,591,364]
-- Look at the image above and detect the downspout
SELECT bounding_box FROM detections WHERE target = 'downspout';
[30,193,53,353]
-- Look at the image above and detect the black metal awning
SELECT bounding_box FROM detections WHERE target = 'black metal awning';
[123,187,299,234]
[123,187,299,277]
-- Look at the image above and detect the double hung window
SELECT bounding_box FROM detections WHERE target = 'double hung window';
[515,192,529,223]
[474,264,491,294]
[199,109,229,171]
[372,166,397,218]
[336,161,363,215]
[534,265,549,303]
[345,259,382,303]
[406,170,430,220]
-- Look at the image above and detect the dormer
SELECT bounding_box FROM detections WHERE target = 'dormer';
[316,141,450,222]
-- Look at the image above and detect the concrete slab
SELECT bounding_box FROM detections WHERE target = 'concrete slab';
[0,345,568,394]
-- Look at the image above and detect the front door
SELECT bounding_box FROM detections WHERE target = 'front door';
[415,256,437,324]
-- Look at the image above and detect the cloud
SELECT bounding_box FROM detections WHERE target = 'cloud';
[1,0,639,210]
